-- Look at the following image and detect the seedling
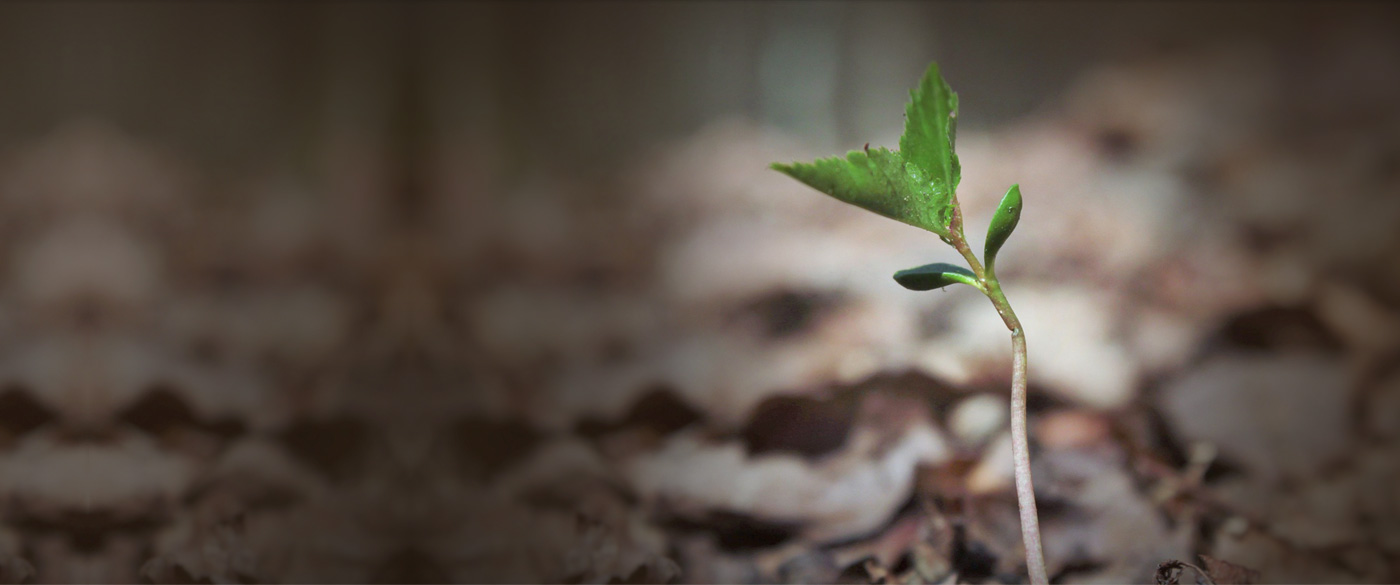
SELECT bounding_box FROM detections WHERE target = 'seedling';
[771,62,1047,584]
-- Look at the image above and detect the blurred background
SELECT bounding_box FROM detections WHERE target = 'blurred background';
[0,2,1398,583]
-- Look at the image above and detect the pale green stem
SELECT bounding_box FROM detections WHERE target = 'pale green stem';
[948,227,1048,585]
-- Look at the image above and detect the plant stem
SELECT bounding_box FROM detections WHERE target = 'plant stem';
[948,228,1048,585]
[986,282,1047,585]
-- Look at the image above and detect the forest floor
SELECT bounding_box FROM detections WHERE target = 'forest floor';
[0,32,1398,585]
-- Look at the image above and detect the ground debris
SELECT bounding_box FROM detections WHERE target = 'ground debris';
[3,15,1400,584]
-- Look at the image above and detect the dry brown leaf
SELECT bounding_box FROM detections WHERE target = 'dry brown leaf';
[626,393,951,543]
[1198,554,1260,585]
[144,521,262,584]
[1157,352,1352,481]
[0,430,193,515]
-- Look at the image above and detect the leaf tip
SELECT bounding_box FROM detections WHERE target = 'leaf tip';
[769,161,800,177]
[984,184,1024,267]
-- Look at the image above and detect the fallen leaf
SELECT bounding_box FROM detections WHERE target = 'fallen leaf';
[1199,554,1260,585]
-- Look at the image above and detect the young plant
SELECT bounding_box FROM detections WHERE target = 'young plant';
[771,62,1048,584]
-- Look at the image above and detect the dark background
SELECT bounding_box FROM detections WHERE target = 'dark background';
[0,2,1397,583]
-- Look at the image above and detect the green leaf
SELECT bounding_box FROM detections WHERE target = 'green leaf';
[900,62,961,200]
[771,61,965,237]
[984,184,1022,269]
[893,262,980,291]
[771,146,951,236]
